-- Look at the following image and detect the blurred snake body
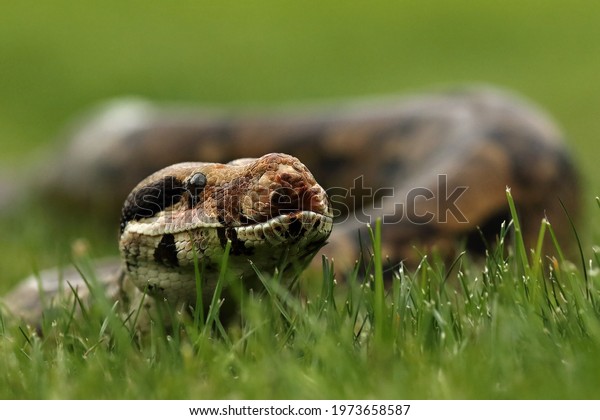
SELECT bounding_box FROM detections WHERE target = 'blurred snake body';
[0,86,580,325]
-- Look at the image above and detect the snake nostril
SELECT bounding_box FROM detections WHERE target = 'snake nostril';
[279,171,304,185]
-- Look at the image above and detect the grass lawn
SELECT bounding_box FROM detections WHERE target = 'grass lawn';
[1,0,600,399]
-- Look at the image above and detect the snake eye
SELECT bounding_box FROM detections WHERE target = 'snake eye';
[186,172,207,206]
[188,172,207,191]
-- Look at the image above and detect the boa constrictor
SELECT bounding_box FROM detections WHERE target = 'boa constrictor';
[1,86,580,326]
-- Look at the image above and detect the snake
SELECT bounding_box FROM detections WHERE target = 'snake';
[0,86,581,326]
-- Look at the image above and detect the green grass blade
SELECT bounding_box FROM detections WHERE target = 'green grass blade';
[559,198,591,303]
[192,242,206,329]
[202,240,232,335]
[368,218,385,347]
[506,187,530,274]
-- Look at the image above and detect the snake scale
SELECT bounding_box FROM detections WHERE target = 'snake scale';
[0,86,580,326]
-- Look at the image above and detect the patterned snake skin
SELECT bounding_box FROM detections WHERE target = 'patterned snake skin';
[0,86,581,326]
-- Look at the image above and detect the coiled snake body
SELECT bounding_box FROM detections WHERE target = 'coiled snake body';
[1,87,580,325]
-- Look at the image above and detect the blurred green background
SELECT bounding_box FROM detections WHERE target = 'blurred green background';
[0,0,599,282]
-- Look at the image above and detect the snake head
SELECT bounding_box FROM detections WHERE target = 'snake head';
[119,153,333,304]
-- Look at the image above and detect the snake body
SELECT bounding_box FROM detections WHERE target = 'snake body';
[1,86,580,325]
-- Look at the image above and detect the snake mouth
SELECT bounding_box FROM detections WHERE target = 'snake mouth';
[124,207,333,238]
[123,209,333,246]
[233,210,333,247]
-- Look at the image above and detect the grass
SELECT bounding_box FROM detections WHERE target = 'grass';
[1,192,600,399]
